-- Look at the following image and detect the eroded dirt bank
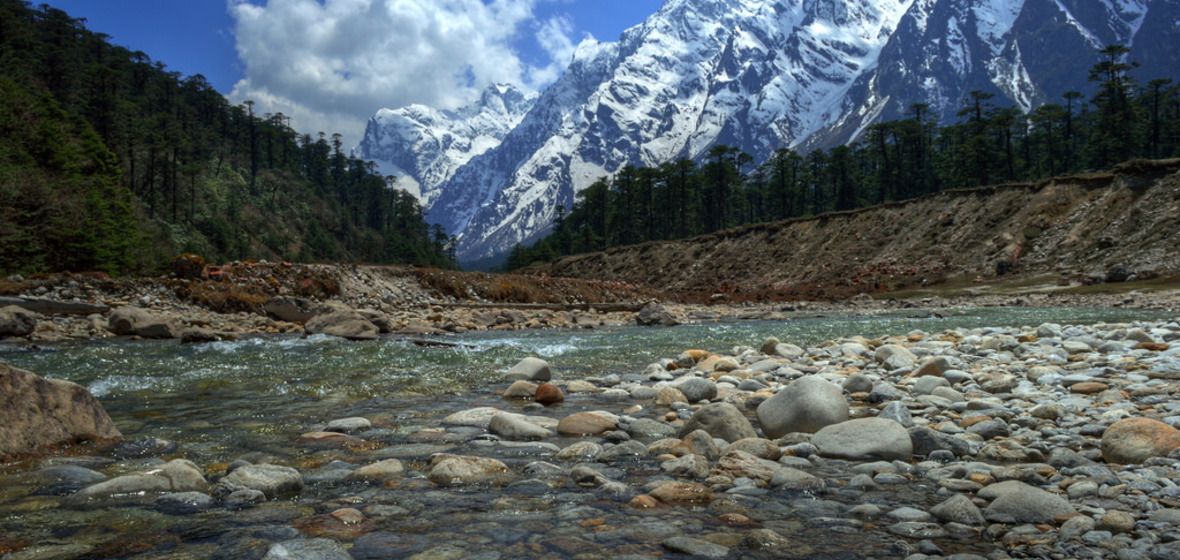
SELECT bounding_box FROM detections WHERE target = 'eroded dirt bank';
[537,159,1180,302]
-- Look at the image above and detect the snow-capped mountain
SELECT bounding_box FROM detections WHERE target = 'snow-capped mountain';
[359,0,1180,265]
[355,84,535,205]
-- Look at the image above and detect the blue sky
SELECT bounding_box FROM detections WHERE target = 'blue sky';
[41,0,662,145]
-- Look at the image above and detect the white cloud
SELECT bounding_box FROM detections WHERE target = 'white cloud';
[227,0,576,147]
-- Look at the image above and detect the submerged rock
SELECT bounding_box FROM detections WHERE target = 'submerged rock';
[0,362,121,460]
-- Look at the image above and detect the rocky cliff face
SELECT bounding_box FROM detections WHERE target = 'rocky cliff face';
[359,0,1180,265]
[537,160,1180,300]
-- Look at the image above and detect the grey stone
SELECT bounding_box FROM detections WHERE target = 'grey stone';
[304,308,379,340]
[0,362,122,461]
[812,418,913,461]
[505,357,552,381]
[636,303,679,326]
[674,377,718,403]
[77,459,207,498]
[488,413,550,441]
[262,538,353,560]
[214,463,304,499]
[879,401,914,427]
[661,536,730,558]
[678,402,757,443]
[756,375,849,438]
[0,305,37,336]
[983,481,1076,523]
[931,493,986,526]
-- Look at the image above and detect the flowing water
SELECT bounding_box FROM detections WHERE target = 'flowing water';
[0,306,1173,559]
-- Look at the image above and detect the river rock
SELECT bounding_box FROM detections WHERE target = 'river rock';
[678,402,757,442]
[756,375,849,438]
[535,383,564,405]
[154,491,215,515]
[213,463,304,499]
[107,305,152,335]
[557,412,617,436]
[356,309,392,333]
[76,459,207,499]
[650,481,714,505]
[661,454,711,478]
[1102,417,1180,464]
[349,459,405,480]
[262,538,353,560]
[263,296,322,323]
[488,412,551,441]
[502,380,538,399]
[304,308,379,340]
[655,386,688,407]
[428,454,511,485]
[769,467,825,492]
[723,438,781,460]
[874,344,917,368]
[712,449,781,484]
[674,376,718,403]
[296,431,362,449]
[135,316,183,339]
[506,357,552,381]
[812,418,912,461]
[983,481,1076,523]
[0,362,121,460]
[0,305,36,336]
[662,536,729,558]
[673,429,721,461]
[931,493,986,525]
[627,418,678,439]
[636,303,679,326]
[325,417,371,433]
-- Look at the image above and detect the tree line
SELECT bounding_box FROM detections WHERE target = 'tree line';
[0,0,452,276]
[507,45,1179,270]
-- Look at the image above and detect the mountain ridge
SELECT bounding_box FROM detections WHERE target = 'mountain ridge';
[357,0,1180,265]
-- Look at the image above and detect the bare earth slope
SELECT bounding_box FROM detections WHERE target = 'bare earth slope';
[538,159,1180,300]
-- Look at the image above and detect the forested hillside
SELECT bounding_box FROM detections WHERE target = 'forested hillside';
[0,0,451,276]
[507,46,1180,271]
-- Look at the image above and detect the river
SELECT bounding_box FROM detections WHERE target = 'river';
[0,306,1174,559]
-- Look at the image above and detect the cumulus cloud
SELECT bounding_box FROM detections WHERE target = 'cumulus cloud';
[227,0,578,147]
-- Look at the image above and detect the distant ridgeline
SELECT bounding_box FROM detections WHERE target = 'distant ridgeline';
[506,45,1179,272]
[0,0,453,276]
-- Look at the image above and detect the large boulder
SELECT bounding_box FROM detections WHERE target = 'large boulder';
[0,362,121,460]
[756,375,849,438]
[0,305,37,337]
[304,308,379,340]
[107,306,182,339]
[1102,417,1180,464]
[636,303,679,327]
[812,418,913,461]
[263,296,323,324]
[678,402,757,443]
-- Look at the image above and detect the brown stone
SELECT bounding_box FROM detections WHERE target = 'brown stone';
[556,412,617,436]
[502,380,538,399]
[0,362,121,460]
[1102,417,1180,464]
[650,482,714,506]
[535,383,565,405]
[296,431,363,449]
[1071,382,1110,394]
[1136,342,1170,352]
[684,350,710,363]
[629,494,659,509]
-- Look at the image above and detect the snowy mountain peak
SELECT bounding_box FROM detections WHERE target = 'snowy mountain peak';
[357,0,1179,266]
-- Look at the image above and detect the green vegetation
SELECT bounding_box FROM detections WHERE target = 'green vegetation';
[507,45,1179,270]
[0,0,452,276]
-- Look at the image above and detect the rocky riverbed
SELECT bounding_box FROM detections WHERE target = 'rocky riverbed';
[4,316,1180,559]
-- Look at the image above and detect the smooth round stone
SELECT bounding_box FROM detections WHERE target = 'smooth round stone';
[262,538,352,560]
[349,459,405,480]
[325,417,371,433]
[627,418,678,439]
[650,482,714,506]
[930,493,986,526]
[502,380,538,399]
[555,441,603,461]
[913,375,951,395]
[215,464,304,500]
[661,454,711,478]
[488,412,551,441]
[983,481,1076,523]
[678,402,757,443]
[557,412,617,436]
[675,377,719,403]
[427,455,511,485]
[296,431,363,449]
[756,375,849,438]
[812,418,912,461]
[661,536,729,558]
[1102,417,1180,464]
[505,357,551,381]
[722,438,781,461]
[75,459,208,499]
[887,506,933,522]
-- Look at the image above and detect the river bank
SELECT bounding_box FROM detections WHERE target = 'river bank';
[2,310,1180,559]
[2,263,1179,344]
